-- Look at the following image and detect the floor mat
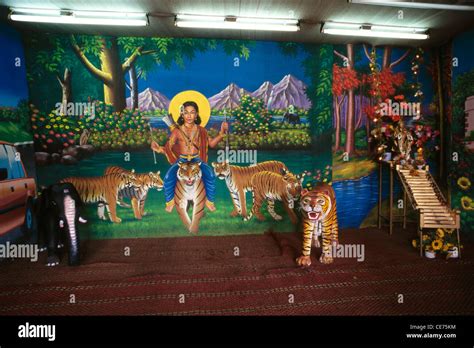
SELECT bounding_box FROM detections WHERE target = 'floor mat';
[0,227,473,315]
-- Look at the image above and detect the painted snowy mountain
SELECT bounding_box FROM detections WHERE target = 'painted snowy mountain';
[251,81,274,105]
[267,74,311,110]
[127,87,170,110]
[209,83,250,110]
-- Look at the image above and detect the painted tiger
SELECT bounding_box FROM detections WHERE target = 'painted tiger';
[296,184,339,267]
[104,166,164,220]
[174,161,205,234]
[244,168,304,225]
[211,160,288,218]
[60,172,136,223]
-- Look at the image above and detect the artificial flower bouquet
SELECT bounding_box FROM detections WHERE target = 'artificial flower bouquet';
[412,228,462,259]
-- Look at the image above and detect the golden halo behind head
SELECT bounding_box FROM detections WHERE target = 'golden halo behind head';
[168,90,211,127]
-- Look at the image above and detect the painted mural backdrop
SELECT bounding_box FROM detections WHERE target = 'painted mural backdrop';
[451,28,474,235]
[0,23,29,134]
[330,43,440,229]
[0,23,32,152]
[23,34,333,239]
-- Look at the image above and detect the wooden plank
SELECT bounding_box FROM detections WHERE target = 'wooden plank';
[422,212,452,216]
[423,219,455,224]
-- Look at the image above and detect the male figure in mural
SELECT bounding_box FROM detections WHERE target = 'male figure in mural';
[151,101,228,212]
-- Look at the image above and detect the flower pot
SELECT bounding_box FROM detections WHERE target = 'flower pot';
[425,250,436,259]
[448,247,459,259]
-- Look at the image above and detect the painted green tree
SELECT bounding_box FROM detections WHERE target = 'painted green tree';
[232,94,271,135]
[310,44,334,139]
[25,35,253,112]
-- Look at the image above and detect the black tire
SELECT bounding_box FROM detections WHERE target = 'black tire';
[22,198,37,242]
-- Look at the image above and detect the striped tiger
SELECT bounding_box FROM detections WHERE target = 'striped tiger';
[296,184,339,267]
[60,172,136,223]
[244,168,304,224]
[175,161,205,234]
[104,166,163,220]
[211,160,288,218]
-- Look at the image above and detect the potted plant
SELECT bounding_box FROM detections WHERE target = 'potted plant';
[412,228,461,259]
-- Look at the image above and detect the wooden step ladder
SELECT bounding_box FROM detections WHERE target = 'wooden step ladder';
[396,165,461,257]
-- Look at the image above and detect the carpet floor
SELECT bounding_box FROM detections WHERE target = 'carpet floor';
[0,226,473,315]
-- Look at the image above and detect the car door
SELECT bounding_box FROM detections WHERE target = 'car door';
[0,144,29,235]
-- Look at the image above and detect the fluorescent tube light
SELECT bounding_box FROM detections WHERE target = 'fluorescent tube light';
[321,22,429,40]
[349,0,474,11]
[175,14,299,31]
[11,8,61,15]
[9,8,148,26]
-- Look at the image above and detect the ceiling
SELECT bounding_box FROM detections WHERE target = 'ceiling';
[1,0,474,47]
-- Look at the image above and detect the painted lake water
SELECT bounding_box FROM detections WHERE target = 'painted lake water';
[333,168,401,228]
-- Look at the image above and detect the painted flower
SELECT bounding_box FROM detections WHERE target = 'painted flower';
[431,239,443,251]
[422,234,429,241]
[457,177,471,191]
[412,239,418,248]
[461,196,474,211]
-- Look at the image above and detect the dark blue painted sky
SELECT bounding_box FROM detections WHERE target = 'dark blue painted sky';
[453,28,474,80]
[0,23,29,107]
[126,41,310,99]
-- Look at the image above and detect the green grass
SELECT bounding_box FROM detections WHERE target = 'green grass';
[37,149,323,240]
[79,189,295,240]
[332,151,376,181]
[0,122,32,143]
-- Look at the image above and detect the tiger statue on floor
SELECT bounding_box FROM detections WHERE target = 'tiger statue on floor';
[211,160,288,219]
[60,172,137,223]
[104,166,163,220]
[244,168,304,225]
[296,184,339,266]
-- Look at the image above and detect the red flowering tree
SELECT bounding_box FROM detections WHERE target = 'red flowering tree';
[333,44,360,155]
[332,63,360,151]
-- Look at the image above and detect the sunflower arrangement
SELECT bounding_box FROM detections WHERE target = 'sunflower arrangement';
[412,228,462,258]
